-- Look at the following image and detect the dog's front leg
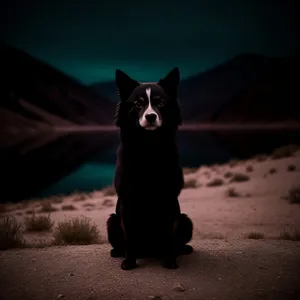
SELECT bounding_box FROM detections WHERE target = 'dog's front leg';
[120,204,137,270]
[161,218,178,269]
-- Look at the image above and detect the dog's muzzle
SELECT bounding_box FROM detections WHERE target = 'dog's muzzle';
[139,113,162,130]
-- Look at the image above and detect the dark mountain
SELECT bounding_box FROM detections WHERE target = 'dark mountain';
[0,42,115,128]
[179,54,299,122]
[90,81,118,104]
[90,54,299,123]
[210,60,300,123]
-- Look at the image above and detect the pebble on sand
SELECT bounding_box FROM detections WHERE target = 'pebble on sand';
[173,284,186,292]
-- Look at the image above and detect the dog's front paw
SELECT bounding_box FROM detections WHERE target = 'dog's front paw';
[180,245,193,255]
[121,259,137,270]
[110,248,125,258]
[162,259,178,269]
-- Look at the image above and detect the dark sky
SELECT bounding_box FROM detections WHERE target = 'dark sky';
[1,0,299,84]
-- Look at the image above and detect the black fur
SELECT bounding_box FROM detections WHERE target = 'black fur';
[107,67,193,270]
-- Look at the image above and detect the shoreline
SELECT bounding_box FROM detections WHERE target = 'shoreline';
[53,122,300,133]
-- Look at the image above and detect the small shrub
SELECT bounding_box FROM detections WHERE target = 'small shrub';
[255,154,268,162]
[40,201,57,213]
[61,204,77,211]
[0,203,7,214]
[226,187,240,197]
[24,213,54,232]
[27,238,53,248]
[207,178,224,187]
[73,193,89,202]
[295,149,300,157]
[102,198,114,207]
[83,203,95,208]
[246,232,265,239]
[211,165,219,172]
[184,178,199,189]
[246,165,253,173]
[50,196,64,204]
[278,229,300,241]
[53,217,100,245]
[269,168,277,174]
[271,144,299,160]
[183,167,197,175]
[230,173,250,183]
[287,164,296,172]
[0,217,25,250]
[286,186,300,204]
[224,171,233,178]
[198,232,225,239]
[102,186,116,197]
[228,159,239,168]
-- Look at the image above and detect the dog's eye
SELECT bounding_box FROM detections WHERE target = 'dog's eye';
[134,99,144,108]
[157,100,165,108]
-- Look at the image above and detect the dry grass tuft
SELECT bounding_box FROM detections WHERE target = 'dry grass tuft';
[83,203,96,208]
[278,229,300,241]
[246,232,265,239]
[207,178,224,187]
[246,165,253,173]
[228,159,239,168]
[183,167,197,175]
[24,213,54,232]
[0,203,7,214]
[50,195,64,204]
[271,144,299,160]
[230,173,250,183]
[287,164,296,172]
[53,217,101,245]
[224,171,233,178]
[198,232,225,239]
[61,204,77,211]
[254,154,268,162]
[27,238,53,248]
[40,201,58,213]
[184,178,199,189]
[285,186,300,204]
[102,198,115,207]
[102,186,116,197]
[0,217,25,250]
[73,193,89,202]
[225,187,241,197]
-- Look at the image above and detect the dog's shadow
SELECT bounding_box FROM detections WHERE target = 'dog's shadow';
[112,248,218,273]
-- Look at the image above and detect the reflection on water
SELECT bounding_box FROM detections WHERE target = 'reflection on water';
[1,129,300,201]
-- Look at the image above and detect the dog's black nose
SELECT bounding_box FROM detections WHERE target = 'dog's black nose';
[145,113,157,123]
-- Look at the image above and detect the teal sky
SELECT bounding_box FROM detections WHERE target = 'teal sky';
[1,0,299,84]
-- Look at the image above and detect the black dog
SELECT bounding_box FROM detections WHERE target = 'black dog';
[106,67,193,270]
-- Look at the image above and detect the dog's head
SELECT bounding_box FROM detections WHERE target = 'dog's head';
[114,67,182,131]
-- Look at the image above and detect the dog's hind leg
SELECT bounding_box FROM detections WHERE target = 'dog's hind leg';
[175,213,194,255]
[106,213,126,258]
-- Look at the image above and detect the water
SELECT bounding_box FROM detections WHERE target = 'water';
[1,129,300,202]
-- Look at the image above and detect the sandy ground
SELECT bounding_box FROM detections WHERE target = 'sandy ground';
[1,241,300,300]
[1,152,300,299]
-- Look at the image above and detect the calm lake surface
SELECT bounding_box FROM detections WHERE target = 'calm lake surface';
[1,129,300,201]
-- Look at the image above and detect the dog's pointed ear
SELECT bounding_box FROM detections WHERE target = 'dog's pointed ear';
[115,69,139,101]
[158,67,180,98]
